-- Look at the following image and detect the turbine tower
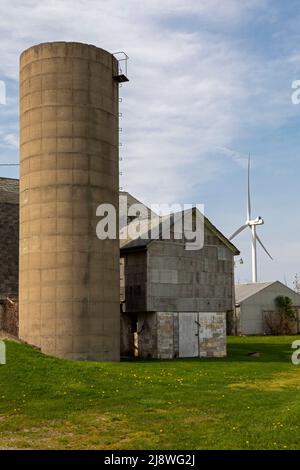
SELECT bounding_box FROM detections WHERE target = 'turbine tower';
[229,154,273,283]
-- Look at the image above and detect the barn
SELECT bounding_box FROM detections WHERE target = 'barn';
[0,181,241,359]
[235,281,300,335]
[120,193,240,359]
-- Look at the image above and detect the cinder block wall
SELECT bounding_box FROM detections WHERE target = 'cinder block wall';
[198,312,226,357]
[146,226,234,313]
[121,226,234,315]
[0,202,19,296]
[121,234,234,317]
[122,251,147,312]
[19,42,120,360]
[137,312,157,358]
[120,312,135,357]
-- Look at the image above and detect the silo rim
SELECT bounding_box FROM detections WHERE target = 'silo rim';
[20,41,113,60]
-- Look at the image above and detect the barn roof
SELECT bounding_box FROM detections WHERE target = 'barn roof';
[235,281,300,304]
[120,202,240,255]
[0,177,19,204]
[235,282,274,303]
[119,191,157,230]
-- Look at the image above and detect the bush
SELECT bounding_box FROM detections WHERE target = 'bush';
[264,296,296,335]
[275,296,295,319]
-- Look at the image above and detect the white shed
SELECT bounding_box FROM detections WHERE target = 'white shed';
[235,281,300,335]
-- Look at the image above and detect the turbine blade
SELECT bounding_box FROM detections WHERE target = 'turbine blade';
[229,224,248,240]
[247,153,251,221]
[256,233,273,260]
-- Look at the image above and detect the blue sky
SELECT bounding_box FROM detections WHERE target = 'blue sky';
[0,0,300,285]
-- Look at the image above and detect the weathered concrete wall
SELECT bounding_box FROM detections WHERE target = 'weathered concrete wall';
[136,312,177,359]
[120,257,125,304]
[19,42,120,360]
[198,312,226,358]
[137,311,226,359]
[226,309,238,335]
[147,224,234,313]
[120,312,136,357]
[137,312,157,359]
[121,227,234,316]
[157,312,176,359]
[0,298,19,337]
[122,251,147,312]
[0,200,19,296]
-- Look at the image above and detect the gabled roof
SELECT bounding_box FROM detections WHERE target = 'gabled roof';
[235,282,273,303]
[0,177,19,204]
[120,191,154,212]
[120,200,240,255]
[119,191,158,230]
[204,214,239,255]
[235,281,300,304]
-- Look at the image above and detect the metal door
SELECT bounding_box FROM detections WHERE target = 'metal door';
[179,313,199,357]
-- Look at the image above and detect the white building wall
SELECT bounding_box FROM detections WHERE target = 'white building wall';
[239,282,300,335]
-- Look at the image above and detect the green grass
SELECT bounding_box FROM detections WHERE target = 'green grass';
[0,336,300,449]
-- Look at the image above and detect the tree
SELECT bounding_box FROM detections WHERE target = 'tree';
[275,295,295,319]
[264,295,296,335]
[293,274,300,295]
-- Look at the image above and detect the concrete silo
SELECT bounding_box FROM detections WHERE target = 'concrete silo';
[19,42,122,360]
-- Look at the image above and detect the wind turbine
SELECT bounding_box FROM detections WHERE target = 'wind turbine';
[229,154,273,283]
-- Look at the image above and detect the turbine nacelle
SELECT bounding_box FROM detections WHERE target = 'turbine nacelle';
[247,216,264,227]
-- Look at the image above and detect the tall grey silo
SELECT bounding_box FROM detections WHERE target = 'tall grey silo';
[19,42,123,360]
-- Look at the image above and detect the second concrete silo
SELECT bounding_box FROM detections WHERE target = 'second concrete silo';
[19,42,122,360]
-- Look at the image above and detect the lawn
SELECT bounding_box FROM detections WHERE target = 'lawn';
[0,336,299,450]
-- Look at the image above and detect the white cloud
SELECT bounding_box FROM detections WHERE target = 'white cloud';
[0,0,296,204]
[1,133,18,148]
